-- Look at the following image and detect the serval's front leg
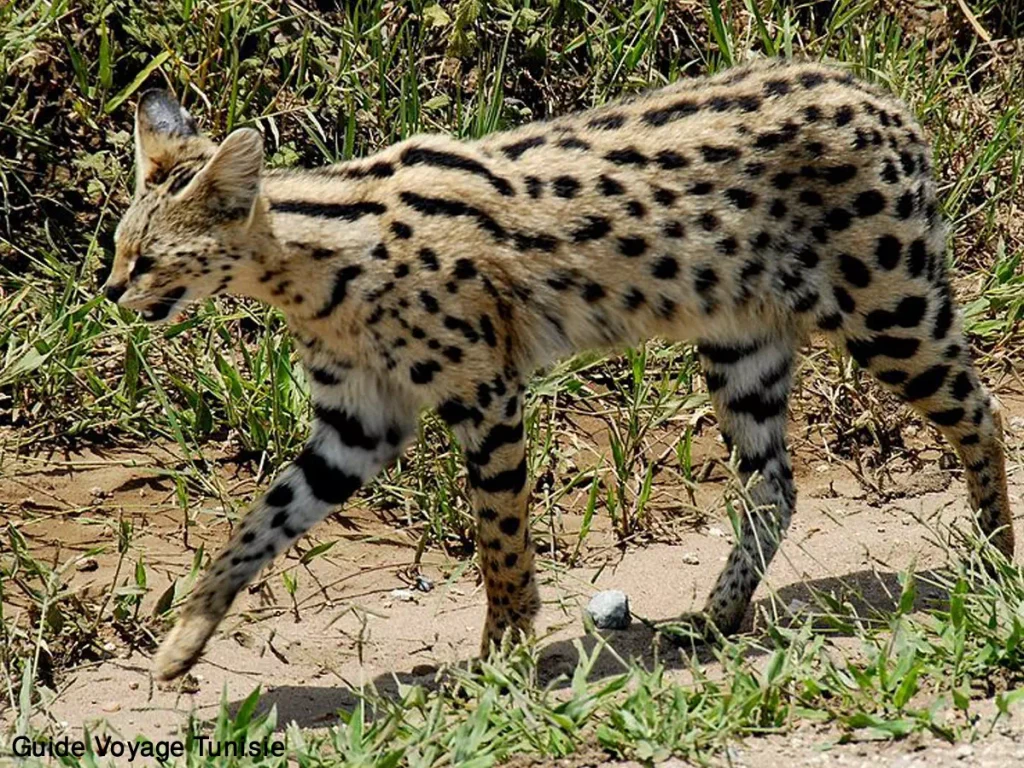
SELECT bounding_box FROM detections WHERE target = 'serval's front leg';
[154,367,415,680]
[439,381,539,654]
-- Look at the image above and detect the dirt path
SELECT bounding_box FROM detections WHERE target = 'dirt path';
[2,397,1023,763]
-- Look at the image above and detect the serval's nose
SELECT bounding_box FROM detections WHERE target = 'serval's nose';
[104,282,127,303]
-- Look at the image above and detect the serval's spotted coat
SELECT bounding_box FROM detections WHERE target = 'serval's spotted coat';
[103,60,1014,681]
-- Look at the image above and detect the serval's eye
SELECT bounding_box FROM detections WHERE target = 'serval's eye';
[132,254,155,278]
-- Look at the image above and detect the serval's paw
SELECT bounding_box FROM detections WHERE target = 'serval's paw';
[153,610,221,681]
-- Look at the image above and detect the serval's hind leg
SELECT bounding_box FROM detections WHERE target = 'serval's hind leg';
[693,329,798,635]
[840,285,1014,559]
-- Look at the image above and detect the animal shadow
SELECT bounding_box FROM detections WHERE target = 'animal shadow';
[229,567,950,728]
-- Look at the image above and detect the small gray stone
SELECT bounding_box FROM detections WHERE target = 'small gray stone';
[585,590,631,630]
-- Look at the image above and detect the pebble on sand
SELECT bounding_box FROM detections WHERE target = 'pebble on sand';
[585,590,631,630]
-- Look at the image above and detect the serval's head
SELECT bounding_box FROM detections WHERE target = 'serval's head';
[104,90,265,323]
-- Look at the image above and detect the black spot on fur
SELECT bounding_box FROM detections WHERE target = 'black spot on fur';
[823,164,858,185]
[655,150,689,169]
[928,408,964,427]
[588,113,626,130]
[315,404,381,450]
[623,287,645,310]
[896,192,915,219]
[932,291,954,340]
[846,335,920,366]
[501,136,546,160]
[643,98,699,127]
[410,360,442,385]
[444,315,480,343]
[499,516,521,535]
[694,266,718,294]
[701,145,742,163]
[801,72,826,89]
[418,248,440,271]
[876,369,908,385]
[754,122,799,150]
[876,235,901,270]
[266,484,293,507]
[419,291,440,313]
[513,232,559,252]
[468,459,528,495]
[656,296,678,319]
[480,315,497,347]
[817,312,843,330]
[881,159,899,184]
[572,216,612,242]
[865,295,927,331]
[899,151,916,176]
[832,106,854,128]
[295,449,361,505]
[744,162,766,177]
[662,220,684,238]
[826,208,853,231]
[652,256,679,279]
[598,175,624,196]
[728,391,787,422]
[771,172,795,190]
[308,367,340,386]
[605,147,648,166]
[314,265,364,319]
[582,282,606,302]
[853,189,886,217]
[908,239,928,277]
[400,192,507,242]
[270,200,387,221]
[726,188,758,209]
[401,146,514,196]
[617,236,648,257]
[951,371,973,401]
[557,136,591,151]
[553,176,581,198]
[741,260,765,279]
[903,364,949,401]
[799,190,823,207]
[697,339,763,365]
[839,254,871,287]
[343,160,394,179]
[653,187,678,206]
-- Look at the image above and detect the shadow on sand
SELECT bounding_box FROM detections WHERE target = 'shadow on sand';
[228,567,950,727]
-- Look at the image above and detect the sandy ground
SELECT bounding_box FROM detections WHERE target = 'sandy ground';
[2,395,1023,765]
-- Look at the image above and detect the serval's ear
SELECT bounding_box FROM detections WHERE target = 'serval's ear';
[134,90,205,196]
[179,127,264,222]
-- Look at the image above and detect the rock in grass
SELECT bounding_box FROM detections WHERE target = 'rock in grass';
[585,590,631,630]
